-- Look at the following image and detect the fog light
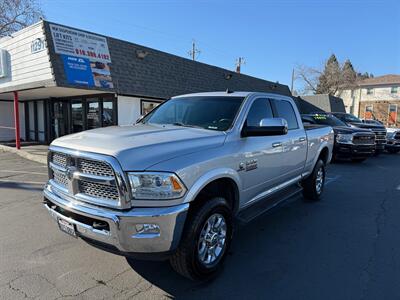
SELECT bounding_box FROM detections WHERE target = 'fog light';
[135,223,160,234]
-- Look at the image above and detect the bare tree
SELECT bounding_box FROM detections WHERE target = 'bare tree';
[295,54,369,96]
[0,0,43,38]
[294,64,322,95]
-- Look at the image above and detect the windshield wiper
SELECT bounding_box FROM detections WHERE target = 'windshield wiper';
[171,122,203,129]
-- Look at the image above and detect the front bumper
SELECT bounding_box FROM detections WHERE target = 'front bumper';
[334,143,375,158]
[43,184,189,257]
[386,139,400,149]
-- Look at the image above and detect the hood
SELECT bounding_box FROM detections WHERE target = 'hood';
[346,122,386,130]
[51,124,226,170]
[333,126,373,134]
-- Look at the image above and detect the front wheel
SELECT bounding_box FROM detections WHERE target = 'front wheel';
[302,159,325,201]
[169,197,233,281]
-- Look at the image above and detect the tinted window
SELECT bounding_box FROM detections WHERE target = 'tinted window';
[143,96,244,131]
[337,113,362,123]
[306,114,347,127]
[273,100,299,130]
[246,98,273,126]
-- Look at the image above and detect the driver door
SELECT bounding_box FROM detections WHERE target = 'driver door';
[238,98,287,205]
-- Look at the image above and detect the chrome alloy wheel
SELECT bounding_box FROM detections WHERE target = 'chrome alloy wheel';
[315,167,324,194]
[197,213,227,266]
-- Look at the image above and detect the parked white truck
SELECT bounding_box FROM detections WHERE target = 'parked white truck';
[44,91,334,280]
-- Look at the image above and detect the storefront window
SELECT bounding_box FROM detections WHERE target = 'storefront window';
[71,100,83,133]
[87,99,100,129]
[103,101,115,126]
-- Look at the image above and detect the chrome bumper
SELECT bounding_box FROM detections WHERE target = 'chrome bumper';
[43,184,189,254]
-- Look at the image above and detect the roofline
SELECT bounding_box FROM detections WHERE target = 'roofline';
[43,20,289,91]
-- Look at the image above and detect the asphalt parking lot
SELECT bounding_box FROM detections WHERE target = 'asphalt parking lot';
[0,150,400,300]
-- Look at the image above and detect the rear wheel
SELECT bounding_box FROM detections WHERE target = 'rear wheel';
[169,197,233,281]
[302,159,325,202]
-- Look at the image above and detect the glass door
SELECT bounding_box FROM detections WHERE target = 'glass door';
[86,99,100,130]
[51,101,69,139]
[71,100,84,133]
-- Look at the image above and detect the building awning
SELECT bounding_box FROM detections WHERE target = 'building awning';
[0,86,110,101]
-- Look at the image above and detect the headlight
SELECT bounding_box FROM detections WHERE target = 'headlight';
[128,172,187,200]
[336,133,353,144]
[387,132,396,139]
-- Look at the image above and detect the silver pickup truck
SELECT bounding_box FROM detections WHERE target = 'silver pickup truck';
[43,91,334,280]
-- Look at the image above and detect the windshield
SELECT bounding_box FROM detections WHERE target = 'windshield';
[141,96,244,131]
[339,114,362,123]
[309,114,347,127]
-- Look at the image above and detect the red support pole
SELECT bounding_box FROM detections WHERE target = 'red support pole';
[13,91,20,150]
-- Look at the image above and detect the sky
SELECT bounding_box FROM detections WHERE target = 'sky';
[40,0,400,92]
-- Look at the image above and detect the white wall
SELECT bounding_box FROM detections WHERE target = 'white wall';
[0,21,54,90]
[337,85,400,117]
[117,95,142,125]
[0,101,26,141]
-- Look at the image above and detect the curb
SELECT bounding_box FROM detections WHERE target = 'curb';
[0,144,47,165]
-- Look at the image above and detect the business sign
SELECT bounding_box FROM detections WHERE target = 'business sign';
[50,24,111,63]
[62,55,94,86]
[62,55,114,88]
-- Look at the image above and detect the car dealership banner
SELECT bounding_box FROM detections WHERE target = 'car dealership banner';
[50,24,111,63]
[50,24,113,88]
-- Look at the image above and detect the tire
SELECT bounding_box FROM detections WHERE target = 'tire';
[169,197,233,281]
[302,159,325,202]
[352,158,367,163]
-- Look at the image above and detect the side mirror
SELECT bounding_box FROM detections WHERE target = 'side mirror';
[242,118,288,137]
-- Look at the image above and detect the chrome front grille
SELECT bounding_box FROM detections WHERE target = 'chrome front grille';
[52,152,67,167]
[395,132,400,140]
[371,129,387,144]
[48,149,129,209]
[80,180,119,201]
[78,158,114,177]
[53,170,68,187]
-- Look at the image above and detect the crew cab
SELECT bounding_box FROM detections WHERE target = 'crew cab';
[302,113,375,162]
[331,112,387,153]
[43,91,333,280]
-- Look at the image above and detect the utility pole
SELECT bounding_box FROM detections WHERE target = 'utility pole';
[290,68,295,94]
[188,40,200,61]
[235,57,245,73]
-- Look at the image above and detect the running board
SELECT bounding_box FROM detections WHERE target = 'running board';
[236,184,303,224]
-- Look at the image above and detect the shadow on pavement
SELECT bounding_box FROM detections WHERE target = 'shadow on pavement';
[0,182,43,192]
[125,196,309,298]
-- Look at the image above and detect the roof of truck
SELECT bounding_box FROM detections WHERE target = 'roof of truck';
[173,91,291,98]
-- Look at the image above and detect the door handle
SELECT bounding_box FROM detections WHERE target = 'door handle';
[272,142,282,148]
[298,137,306,142]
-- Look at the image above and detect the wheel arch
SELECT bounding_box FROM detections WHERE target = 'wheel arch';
[183,168,241,215]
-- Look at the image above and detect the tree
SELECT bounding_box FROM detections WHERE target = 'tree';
[316,54,341,94]
[0,0,43,38]
[341,59,357,88]
[295,54,371,95]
